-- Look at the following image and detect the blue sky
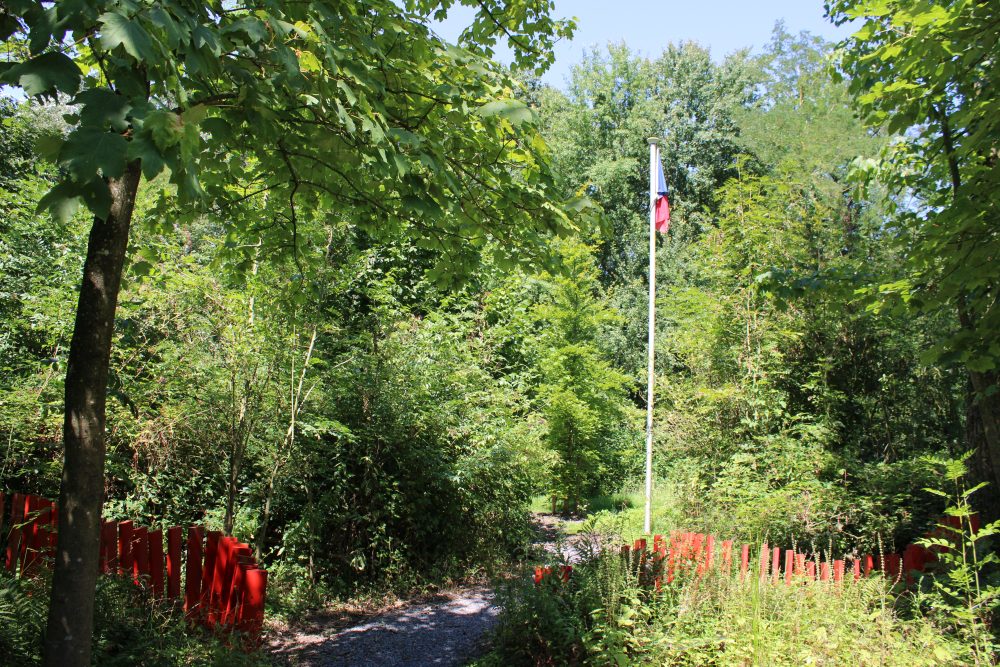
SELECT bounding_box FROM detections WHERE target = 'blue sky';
[432,1,853,88]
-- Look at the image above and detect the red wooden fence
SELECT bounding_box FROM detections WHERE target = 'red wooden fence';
[1,491,267,647]
[534,518,979,590]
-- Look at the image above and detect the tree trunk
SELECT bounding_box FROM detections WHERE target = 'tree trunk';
[966,371,1000,523]
[43,161,142,667]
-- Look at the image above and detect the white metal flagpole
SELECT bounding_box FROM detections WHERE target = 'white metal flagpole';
[644,137,658,535]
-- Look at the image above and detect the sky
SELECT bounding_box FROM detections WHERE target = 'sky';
[432,0,853,88]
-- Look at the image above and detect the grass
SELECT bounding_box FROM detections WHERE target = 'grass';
[480,535,973,666]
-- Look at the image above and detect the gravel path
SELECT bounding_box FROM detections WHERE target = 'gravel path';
[268,587,499,667]
[268,514,588,666]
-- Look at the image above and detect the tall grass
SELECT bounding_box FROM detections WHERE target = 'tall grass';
[481,534,973,666]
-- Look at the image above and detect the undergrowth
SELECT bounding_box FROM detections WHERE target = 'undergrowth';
[0,569,267,666]
[478,533,978,666]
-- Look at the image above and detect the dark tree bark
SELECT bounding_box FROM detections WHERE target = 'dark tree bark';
[43,161,142,667]
[966,370,1000,523]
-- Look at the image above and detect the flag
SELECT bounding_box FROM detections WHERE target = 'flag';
[654,155,670,233]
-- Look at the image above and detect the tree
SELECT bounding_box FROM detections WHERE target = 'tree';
[1,1,578,663]
[827,0,1000,517]
[530,240,636,511]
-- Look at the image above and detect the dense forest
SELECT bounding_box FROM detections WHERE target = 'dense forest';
[0,0,997,665]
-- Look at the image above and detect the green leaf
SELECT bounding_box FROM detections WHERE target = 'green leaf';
[36,182,81,222]
[99,12,157,62]
[477,99,535,125]
[1,52,81,97]
[59,127,128,180]
[75,89,132,132]
[126,133,166,180]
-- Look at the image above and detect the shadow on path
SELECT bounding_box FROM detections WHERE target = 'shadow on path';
[270,587,498,667]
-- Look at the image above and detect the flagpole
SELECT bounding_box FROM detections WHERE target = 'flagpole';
[644,137,658,536]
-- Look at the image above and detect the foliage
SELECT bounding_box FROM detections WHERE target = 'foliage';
[530,240,639,509]
[916,453,1000,663]
[2,0,585,269]
[482,536,971,666]
[828,0,1000,514]
[0,570,265,666]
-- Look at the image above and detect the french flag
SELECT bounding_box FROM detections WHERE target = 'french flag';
[655,156,670,233]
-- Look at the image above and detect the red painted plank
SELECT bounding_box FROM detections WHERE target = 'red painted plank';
[852,558,861,581]
[771,547,780,584]
[216,540,240,625]
[820,562,830,581]
[118,520,134,576]
[208,536,233,625]
[5,492,24,571]
[222,546,251,626]
[705,535,715,571]
[784,550,793,585]
[148,529,165,597]
[167,526,182,599]
[21,495,40,574]
[721,540,733,571]
[864,554,873,576]
[238,568,267,646]
[740,544,750,579]
[132,526,149,584]
[834,559,844,583]
[99,520,117,573]
[806,560,816,580]
[200,531,222,619]
[185,526,204,617]
[886,553,901,580]
[759,543,769,581]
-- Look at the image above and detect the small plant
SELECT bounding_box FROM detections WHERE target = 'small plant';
[918,452,1000,664]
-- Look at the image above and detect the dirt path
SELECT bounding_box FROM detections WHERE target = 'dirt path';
[268,586,498,667]
[267,514,585,666]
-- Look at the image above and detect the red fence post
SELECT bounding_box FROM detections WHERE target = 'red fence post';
[5,492,23,571]
[185,526,204,619]
[148,529,165,597]
[118,520,134,576]
[222,545,252,627]
[771,547,780,584]
[758,543,769,582]
[834,559,844,584]
[208,536,233,626]
[238,568,267,648]
[721,540,733,571]
[200,531,222,622]
[740,544,750,580]
[806,560,816,580]
[864,554,873,577]
[132,526,149,585]
[852,558,861,581]
[21,495,40,574]
[784,550,793,585]
[167,526,182,600]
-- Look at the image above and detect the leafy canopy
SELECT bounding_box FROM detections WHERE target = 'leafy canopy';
[828,0,1000,373]
[1,0,585,273]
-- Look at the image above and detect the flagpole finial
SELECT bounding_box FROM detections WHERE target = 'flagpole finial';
[647,137,659,145]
